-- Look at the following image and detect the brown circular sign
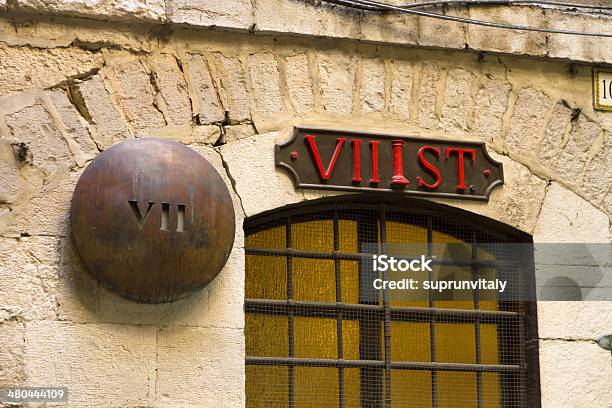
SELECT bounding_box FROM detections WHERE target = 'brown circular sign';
[71,138,235,303]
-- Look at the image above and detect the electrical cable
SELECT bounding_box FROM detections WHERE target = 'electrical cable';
[399,0,611,11]
[318,0,612,37]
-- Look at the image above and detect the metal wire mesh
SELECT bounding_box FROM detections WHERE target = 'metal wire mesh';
[244,196,538,407]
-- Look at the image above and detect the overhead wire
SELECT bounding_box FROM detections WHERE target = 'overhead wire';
[391,0,611,11]
[317,0,612,37]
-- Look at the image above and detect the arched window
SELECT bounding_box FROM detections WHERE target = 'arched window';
[244,195,539,408]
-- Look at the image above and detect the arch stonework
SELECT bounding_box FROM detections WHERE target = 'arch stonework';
[0,12,610,408]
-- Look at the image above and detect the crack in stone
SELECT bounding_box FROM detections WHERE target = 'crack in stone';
[214,147,246,216]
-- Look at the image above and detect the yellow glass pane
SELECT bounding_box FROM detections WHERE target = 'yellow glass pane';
[433,266,474,310]
[246,365,288,408]
[480,323,500,364]
[478,267,499,311]
[431,230,470,262]
[340,260,359,304]
[339,219,358,253]
[482,372,501,408]
[342,319,360,360]
[386,221,428,256]
[294,317,337,359]
[435,323,476,364]
[391,322,431,362]
[245,225,285,249]
[245,255,287,300]
[391,370,432,408]
[245,314,288,357]
[295,367,338,407]
[293,258,335,302]
[292,220,334,252]
[344,368,361,408]
[437,372,477,408]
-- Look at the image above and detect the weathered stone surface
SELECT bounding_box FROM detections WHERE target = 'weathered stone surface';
[537,102,572,168]
[0,44,101,96]
[0,237,60,321]
[581,136,610,205]
[0,321,25,386]
[0,141,24,204]
[505,88,551,156]
[389,60,413,120]
[555,115,602,185]
[471,75,511,143]
[360,58,386,114]
[46,89,98,166]
[213,54,251,124]
[170,0,253,29]
[360,12,419,46]
[539,340,612,408]
[220,132,296,217]
[317,52,356,117]
[12,0,165,22]
[110,59,166,131]
[538,301,612,340]
[284,54,315,114]
[247,53,284,116]
[546,11,612,63]
[192,124,222,145]
[25,321,156,406]
[417,63,439,130]
[440,68,475,134]
[417,10,466,50]
[468,6,547,56]
[71,75,129,150]
[223,124,256,143]
[255,0,360,39]
[9,169,81,237]
[5,104,74,175]
[534,183,610,243]
[157,326,244,407]
[184,53,225,125]
[150,54,192,125]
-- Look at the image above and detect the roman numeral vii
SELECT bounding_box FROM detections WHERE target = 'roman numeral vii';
[128,201,186,232]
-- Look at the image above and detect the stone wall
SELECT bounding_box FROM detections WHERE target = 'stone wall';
[0,11,610,408]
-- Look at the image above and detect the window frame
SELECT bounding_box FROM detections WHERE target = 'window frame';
[244,194,541,408]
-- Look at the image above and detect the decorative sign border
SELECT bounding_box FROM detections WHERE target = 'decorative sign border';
[275,127,504,201]
[593,68,612,112]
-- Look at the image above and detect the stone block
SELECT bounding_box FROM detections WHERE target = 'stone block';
[284,54,315,114]
[539,340,611,408]
[223,124,256,143]
[317,51,356,117]
[555,115,602,185]
[46,89,98,166]
[538,301,612,340]
[440,68,475,134]
[150,54,192,126]
[213,53,251,124]
[546,11,612,63]
[417,9,467,50]
[0,321,25,386]
[389,60,413,120]
[534,183,610,243]
[184,53,225,125]
[537,102,572,168]
[581,136,610,205]
[13,0,165,22]
[192,125,222,145]
[156,326,244,407]
[5,104,74,175]
[0,141,24,204]
[0,44,102,96]
[467,5,546,56]
[71,75,129,150]
[25,321,156,407]
[254,0,360,39]
[110,59,166,131]
[471,75,511,143]
[505,88,551,156]
[170,0,254,30]
[360,12,419,46]
[247,53,284,116]
[417,63,440,130]
[360,58,386,114]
